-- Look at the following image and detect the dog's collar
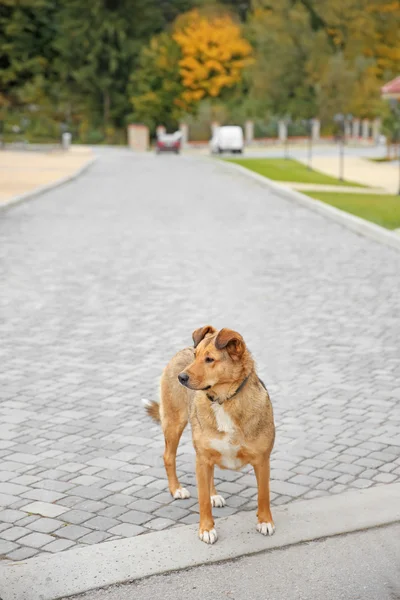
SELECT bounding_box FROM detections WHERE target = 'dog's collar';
[206,373,252,404]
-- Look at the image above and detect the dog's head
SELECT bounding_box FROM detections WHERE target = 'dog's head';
[178,326,247,391]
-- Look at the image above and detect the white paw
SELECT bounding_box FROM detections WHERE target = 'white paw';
[173,487,191,499]
[211,494,226,508]
[257,522,275,536]
[199,528,218,544]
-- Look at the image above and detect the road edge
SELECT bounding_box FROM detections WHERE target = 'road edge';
[1,483,399,600]
[0,155,97,212]
[214,158,400,252]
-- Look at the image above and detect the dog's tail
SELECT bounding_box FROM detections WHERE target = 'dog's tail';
[142,398,160,423]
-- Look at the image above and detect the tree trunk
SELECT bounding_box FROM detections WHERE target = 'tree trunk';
[103,91,110,130]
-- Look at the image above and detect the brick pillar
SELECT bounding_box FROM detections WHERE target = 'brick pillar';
[245,120,254,144]
[311,119,320,141]
[352,119,360,140]
[278,120,287,142]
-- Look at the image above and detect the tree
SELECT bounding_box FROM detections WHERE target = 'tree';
[129,33,184,132]
[173,9,253,111]
[247,3,317,119]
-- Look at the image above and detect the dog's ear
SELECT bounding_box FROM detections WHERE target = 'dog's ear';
[215,328,245,360]
[192,325,217,348]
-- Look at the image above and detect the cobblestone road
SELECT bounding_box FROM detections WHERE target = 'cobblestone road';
[1,148,399,561]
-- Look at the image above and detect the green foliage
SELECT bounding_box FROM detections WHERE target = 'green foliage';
[129,33,184,132]
[306,191,400,229]
[0,0,398,142]
[226,158,363,186]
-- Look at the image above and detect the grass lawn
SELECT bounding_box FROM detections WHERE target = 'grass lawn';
[226,158,363,186]
[306,191,400,230]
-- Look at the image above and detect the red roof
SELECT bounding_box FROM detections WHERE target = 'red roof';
[381,76,400,97]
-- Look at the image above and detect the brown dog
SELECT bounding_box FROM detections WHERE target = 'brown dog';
[144,326,275,544]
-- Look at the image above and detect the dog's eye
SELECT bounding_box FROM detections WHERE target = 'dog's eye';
[205,357,214,363]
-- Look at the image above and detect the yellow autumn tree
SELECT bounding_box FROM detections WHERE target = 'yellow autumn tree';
[173,10,253,111]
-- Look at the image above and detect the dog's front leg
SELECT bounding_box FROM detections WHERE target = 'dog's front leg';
[253,455,275,536]
[196,456,217,544]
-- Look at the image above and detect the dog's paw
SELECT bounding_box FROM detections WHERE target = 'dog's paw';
[173,487,191,500]
[199,528,218,544]
[256,522,275,536]
[211,494,226,508]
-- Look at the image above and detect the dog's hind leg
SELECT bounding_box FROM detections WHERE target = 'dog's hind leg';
[210,465,226,507]
[162,417,190,499]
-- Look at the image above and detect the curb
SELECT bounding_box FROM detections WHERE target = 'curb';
[215,159,400,252]
[1,483,399,600]
[0,156,97,212]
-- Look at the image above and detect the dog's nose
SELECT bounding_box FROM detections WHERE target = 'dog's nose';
[178,372,189,385]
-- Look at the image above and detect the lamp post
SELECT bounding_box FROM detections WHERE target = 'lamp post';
[389,99,400,196]
[302,119,313,170]
[333,113,352,181]
[283,116,291,160]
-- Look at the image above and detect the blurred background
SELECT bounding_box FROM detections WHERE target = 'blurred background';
[0,0,399,146]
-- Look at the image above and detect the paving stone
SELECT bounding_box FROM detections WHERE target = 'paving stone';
[58,510,94,525]
[0,539,18,554]
[72,486,112,501]
[70,475,103,487]
[352,479,374,488]
[21,502,68,518]
[1,526,29,541]
[119,510,153,525]
[0,493,19,507]
[127,499,160,513]
[0,482,30,496]
[288,474,322,487]
[72,500,107,513]
[31,479,74,493]
[180,513,199,526]
[98,505,128,519]
[79,531,112,545]
[103,493,134,507]
[18,532,55,548]
[21,490,65,503]
[153,505,190,521]
[145,517,176,531]
[0,509,27,524]
[15,515,39,527]
[54,524,91,540]
[7,546,38,561]
[271,481,308,498]
[44,539,75,553]
[108,523,145,537]
[28,518,64,533]
[84,516,120,531]
[373,472,398,483]
[332,463,365,477]
[217,481,247,495]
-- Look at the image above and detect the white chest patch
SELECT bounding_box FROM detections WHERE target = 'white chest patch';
[211,403,235,433]
[209,403,242,470]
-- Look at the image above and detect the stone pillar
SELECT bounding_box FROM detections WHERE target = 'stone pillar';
[362,119,370,140]
[245,120,254,145]
[156,125,166,138]
[372,118,381,144]
[278,120,287,142]
[211,121,220,136]
[127,124,149,151]
[179,123,189,146]
[311,119,320,141]
[352,118,360,140]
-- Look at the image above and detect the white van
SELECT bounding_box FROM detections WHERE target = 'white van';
[210,126,244,154]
